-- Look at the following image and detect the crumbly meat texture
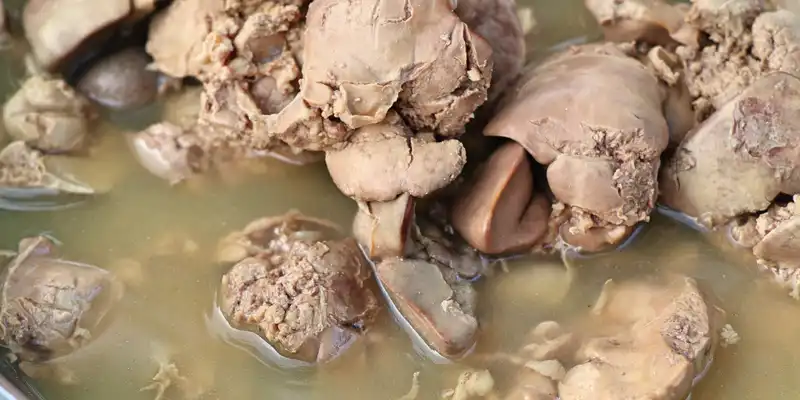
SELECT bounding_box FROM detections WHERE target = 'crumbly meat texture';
[0,237,121,362]
[730,196,800,272]
[558,276,725,400]
[147,0,315,153]
[219,213,378,362]
[265,0,493,150]
[660,72,800,227]
[677,1,800,119]
[0,142,50,187]
[485,43,669,249]
[455,0,525,102]
[3,75,96,154]
[324,113,467,202]
[585,0,699,48]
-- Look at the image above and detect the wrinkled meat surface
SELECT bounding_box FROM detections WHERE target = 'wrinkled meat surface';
[325,113,466,202]
[218,212,378,363]
[0,236,122,362]
[676,1,800,118]
[483,43,668,251]
[455,0,525,102]
[558,276,725,400]
[660,72,800,227]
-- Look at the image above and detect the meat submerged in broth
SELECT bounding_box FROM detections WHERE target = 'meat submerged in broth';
[218,212,379,364]
[0,236,123,363]
[0,141,97,211]
[482,275,726,400]
[368,204,483,360]
[2,0,799,398]
[3,75,97,154]
[456,42,669,253]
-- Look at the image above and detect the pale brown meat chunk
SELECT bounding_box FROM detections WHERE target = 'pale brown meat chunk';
[455,0,525,102]
[324,114,466,202]
[660,72,800,227]
[484,43,668,250]
[219,212,379,363]
[0,236,123,362]
[558,276,725,400]
[152,0,323,164]
[146,0,225,79]
[23,0,155,71]
[730,197,800,271]
[266,0,493,150]
[677,1,800,118]
[3,75,97,154]
[585,0,699,48]
[126,122,211,185]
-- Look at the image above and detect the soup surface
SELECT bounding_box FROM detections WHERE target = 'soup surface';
[1,0,799,399]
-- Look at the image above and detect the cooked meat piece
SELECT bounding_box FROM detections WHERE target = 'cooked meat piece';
[0,236,123,362]
[23,0,156,71]
[150,0,322,160]
[352,193,415,260]
[455,0,525,102]
[451,141,552,255]
[325,114,467,202]
[3,75,97,153]
[376,258,477,359]
[146,0,225,79]
[558,276,725,400]
[504,369,558,400]
[585,0,699,48]
[76,48,159,110]
[219,212,379,363]
[0,141,96,211]
[126,122,212,185]
[660,72,800,227]
[730,197,800,271]
[639,46,697,145]
[485,43,668,250]
[266,0,493,150]
[367,205,481,360]
[677,1,800,118]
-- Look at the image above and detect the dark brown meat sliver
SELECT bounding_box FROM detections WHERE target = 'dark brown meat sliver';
[451,141,550,255]
[377,258,477,358]
[77,48,159,110]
